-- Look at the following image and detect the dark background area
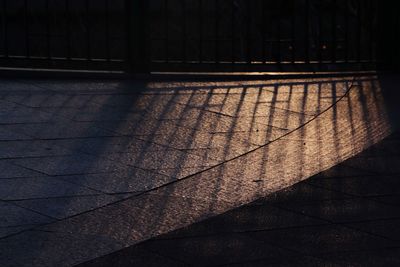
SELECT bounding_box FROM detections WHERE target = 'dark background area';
[0,0,397,72]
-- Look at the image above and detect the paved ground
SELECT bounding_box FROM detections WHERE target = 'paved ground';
[0,77,350,232]
[80,131,400,266]
[0,74,397,266]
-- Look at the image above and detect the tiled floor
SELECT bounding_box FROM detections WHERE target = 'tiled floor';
[81,131,400,266]
[0,77,351,230]
[0,75,396,266]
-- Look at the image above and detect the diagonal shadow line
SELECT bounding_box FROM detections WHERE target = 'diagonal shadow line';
[0,76,358,244]
[0,81,155,226]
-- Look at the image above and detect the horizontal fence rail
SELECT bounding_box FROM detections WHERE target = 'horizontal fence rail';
[0,0,396,73]
[149,0,379,72]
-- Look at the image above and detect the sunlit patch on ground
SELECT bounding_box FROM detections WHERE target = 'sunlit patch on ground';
[0,75,394,266]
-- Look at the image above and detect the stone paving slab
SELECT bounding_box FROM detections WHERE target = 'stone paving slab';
[0,161,43,179]
[254,181,352,205]
[345,218,400,242]
[0,230,126,267]
[317,248,400,267]
[1,122,116,140]
[0,128,30,141]
[91,130,400,266]
[152,202,327,239]
[139,232,300,266]
[57,170,174,194]
[0,177,101,200]
[12,194,133,220]
[0,75,396,266]
[246,224,395,255]
[79,247,187,267]
[0,140,74,159]
[0,202,54,228]
[307,174,400,197]
[275,197,400,223]
[12,155,126,176]
[370,195,400,207]
[0,225,36,239]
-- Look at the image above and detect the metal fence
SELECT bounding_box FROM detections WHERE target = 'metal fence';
[0,0,128,71]
[0,0,391,73]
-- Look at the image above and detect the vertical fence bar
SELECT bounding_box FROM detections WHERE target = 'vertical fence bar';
[105,0,111,66]
[231,0,235,65]
[276,2,281,64]
[215,0,219,64]
[2,0,9,58]
[368,1,376,62]
[291,0,296,63]
[65,0,71,60]
[318,2,323,64]
[356,0,361,62]
[396,8,400,69]
[46,0,51,60]
[125,0,149,73]
[344,0,349,62]
[198,0,203,63]
[182,0,187,63]
[85,0,91,61]
[24,0,30,58]
[376,0,385,68]
[369,0,374,63]
[246,1,251,64]
[305,0,310,63]
[393,3,400,69]
[261,0,266,63]
[125,0,131,68]
[331,0,337,63]
[165,0,169,63]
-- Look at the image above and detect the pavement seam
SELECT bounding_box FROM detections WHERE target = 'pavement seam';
[0,76,358,243]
